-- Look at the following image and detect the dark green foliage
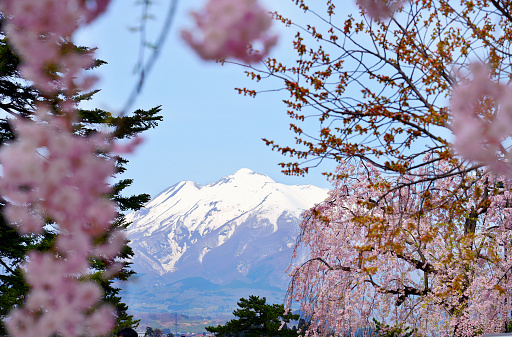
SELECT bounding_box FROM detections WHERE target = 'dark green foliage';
[153,328,165,337]
[0,200,57,335]
[0,212,30,329]
[297,317,310,334]
[506,320,512,333]
[205,295,300,337]
[0,37,38,121]
[81,104,162,331]
[162,327,174,337]
[372,319,417,337]
[144,327,172,337]
[145,326,155,336]
[0,31,163,333]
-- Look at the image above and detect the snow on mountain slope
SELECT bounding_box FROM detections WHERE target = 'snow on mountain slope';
[125,168,329,288]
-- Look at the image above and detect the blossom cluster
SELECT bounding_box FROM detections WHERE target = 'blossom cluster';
[451,64,512,174]
[288,158,512,336]
[0,111,124,337]
[0,0,126,336]
[181,0,278,63]
[356,0,407,20]
[0,0,109,95]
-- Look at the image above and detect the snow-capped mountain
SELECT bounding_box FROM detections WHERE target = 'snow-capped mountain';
[125,168,329,289]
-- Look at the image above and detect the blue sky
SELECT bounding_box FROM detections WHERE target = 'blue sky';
[76,0,354,199]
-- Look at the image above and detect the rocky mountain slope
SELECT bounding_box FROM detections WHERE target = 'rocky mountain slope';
[123,169,329,313]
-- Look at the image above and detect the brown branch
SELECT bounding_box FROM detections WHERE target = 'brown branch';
[394,252,437,274]
[364,276,430,307]
[0,257,16,274]
[309,257,353,272]
[489,0,512,30]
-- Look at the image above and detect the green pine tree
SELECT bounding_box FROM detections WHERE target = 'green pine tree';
[145,326,155,337]
[0,21,163,333]
[372,319,417,337]
[206,296,300,337]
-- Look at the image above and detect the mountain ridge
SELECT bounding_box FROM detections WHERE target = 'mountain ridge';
[122,169,329,314]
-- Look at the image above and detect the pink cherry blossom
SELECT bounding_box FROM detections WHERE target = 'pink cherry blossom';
[0,0,110,95]
[288,158,512,336]
[451,63,512,174]
[1,111,121,337]
[0,0,126,335]
[112,135,144,154]
[182,0,278,63]
[356,0,407,20]
[86,305,116,336]
[95,230,127,259]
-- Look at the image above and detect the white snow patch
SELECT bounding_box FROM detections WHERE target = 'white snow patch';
[125,168,329,277]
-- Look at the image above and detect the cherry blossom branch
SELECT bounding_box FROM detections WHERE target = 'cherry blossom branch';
[0,1,130,336]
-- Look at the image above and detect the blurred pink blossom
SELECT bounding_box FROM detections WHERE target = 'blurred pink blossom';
[0,1,123,335]
[357,0,407,20]
[112,136,144,154]
[451,63,512,174]
[182,0,278,63]
[95,230,127,259]
[0,113,120,337]
[0,0,110,94]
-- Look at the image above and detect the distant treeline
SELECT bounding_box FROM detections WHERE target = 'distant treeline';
[139,313,212,321]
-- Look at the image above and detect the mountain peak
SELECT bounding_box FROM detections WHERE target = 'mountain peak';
[123,170,329,315]
[210,168,275,187]
[234,168,256,175]
[232,168,274,182]
[126,169,328,278]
